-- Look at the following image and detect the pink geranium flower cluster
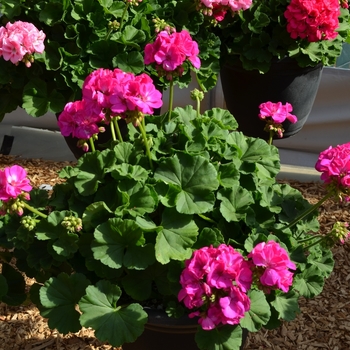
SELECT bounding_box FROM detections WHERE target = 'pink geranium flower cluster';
[178,242,296,330]
[248,241,296,294]
[144,30,201,80]
[0,21,45,67]
[178,244,252,330]
[0,165,32,216]
[259,101,297,138]
[58,68,163,143]
[284,0,341,42]
[315,142,350,200]
[197,0,252,21]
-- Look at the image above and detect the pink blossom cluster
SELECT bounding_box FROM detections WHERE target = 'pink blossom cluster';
[0,21,45,67]
[178,244,252,330]
[248,241,296,293]
[197,0,252,21]
[259,101,297,124]
[178,242,296,330]
[315,142,350,199]
[58,68,163,141]
[0,165,32,216]
[259,101,297,138]
[144,30,201,80]
[284,0,341,42]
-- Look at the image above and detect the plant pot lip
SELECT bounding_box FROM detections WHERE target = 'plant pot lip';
[222,56,323,74]
[144,307,199,327]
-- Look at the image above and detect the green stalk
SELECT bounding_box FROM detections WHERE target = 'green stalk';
[109,119,117,142]
[168,80,174,122]
[195,72,206,92]
[119,2,130,32]
[196,94,201,118]
[113,118,124,142]
[285,191,333,232]
[138,118,153,171]
[22,202,47,219]
[303,237,326,250]
[297,234,323,243]
[268,130,274,145]
[89,138,96,152]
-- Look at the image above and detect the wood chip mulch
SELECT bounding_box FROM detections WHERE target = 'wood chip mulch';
[1,155,350,350]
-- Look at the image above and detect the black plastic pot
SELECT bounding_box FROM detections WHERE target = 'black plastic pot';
[55,114,128,159]
[220,58,323,140]
[122,308,248,350]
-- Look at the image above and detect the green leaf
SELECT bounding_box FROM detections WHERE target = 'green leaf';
[92,218,155,269]
[155,208,198,264]
[154,153,219,214]
[196,325,243,350]
[74,150,116,195]
[293,265,325,298]
[271,291,300,322]
[40,273,90,334]
[114,51,145,74]
[240,290,270,331]
[218,185,254,222]
[79,280,147,346]
[22,79,49,117]
[307,248,334,278]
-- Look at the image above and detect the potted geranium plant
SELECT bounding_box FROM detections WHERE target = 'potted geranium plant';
[1,27,349,350]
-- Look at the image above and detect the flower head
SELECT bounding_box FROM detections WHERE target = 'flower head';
[0,165,32,202]
[178,244,252,330]
[144,30,201,80]
[248,241,296,293]
[284,0,341,42]
[0,20,45,66]
[315,142,350,200]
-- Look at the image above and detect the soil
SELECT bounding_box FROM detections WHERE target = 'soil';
[0,155,349,350]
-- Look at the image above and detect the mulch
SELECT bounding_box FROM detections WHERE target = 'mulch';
[0,155,350,350]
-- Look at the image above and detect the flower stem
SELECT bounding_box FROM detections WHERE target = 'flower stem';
[22,202,47,219]
[285,192,333,232]
[168,80,174,122]
[89,138,96,152]
[195,72,206,92]
[138,118,153,171]
[113,118,124,142]
[109,119,117,142]
[302,237,326,250]
[268,130,274,145]
[119,2,130,32]
[196,95,201,118]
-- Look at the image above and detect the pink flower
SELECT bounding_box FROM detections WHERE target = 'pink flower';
[58,100,102,140]
[315,142,350,199]
[0,165,32,202]
[82,68,118,113]
[144,30,201,79]
[178,244,252,330]
[0,20,45,66]
[249,241,296,293]
[110,70,163,117]
[198,0,252,21]
[284,0,340,42]
[259,101,297,124]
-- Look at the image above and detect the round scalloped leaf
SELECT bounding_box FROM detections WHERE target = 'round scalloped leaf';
[79,280,147,346]
[39,273,90,334]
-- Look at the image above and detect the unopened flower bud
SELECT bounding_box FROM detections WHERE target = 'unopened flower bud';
[190,89,204,102]
[61,215,83,233]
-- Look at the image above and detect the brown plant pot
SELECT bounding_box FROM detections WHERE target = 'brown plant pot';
[122,308,248,350]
